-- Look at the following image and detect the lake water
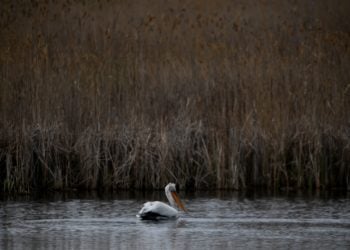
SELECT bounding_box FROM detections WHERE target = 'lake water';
[0,190,349,250]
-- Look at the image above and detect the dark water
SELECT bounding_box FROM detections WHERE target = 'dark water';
[1,191,349,250]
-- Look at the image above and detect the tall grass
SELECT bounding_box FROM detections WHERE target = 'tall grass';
[0,0,349,192]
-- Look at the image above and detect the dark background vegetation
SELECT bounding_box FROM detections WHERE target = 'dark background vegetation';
[0,0,349,192]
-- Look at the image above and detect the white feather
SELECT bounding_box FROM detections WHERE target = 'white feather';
[137,183,185,220]
[138,201,178,218]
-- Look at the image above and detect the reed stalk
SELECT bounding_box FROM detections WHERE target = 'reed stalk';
[0,0,349,192]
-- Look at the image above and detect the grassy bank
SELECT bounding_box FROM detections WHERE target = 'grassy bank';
[0,0,349,192]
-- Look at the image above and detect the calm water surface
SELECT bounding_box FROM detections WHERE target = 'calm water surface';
[1,191,349,250]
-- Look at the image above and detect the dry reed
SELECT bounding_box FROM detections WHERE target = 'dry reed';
[0,0,349,192]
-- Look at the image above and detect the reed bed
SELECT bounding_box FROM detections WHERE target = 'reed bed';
[0,0,349,192]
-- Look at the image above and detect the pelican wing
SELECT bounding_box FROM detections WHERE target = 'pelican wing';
[138,201,178,220]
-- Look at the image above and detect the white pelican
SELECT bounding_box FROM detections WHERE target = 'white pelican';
[137,183,187,220]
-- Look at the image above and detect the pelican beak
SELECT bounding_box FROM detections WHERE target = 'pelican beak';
[171,191,187,212]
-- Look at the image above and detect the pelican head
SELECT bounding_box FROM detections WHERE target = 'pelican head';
[165,183,187,212]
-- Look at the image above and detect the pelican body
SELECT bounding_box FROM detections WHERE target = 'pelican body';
[137,183,187,220]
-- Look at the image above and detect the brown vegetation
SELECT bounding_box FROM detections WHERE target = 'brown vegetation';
[0,0,349,193]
